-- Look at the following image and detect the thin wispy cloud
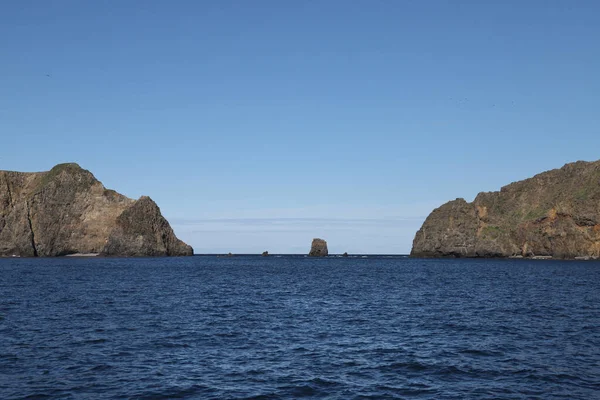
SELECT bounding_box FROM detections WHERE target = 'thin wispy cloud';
[169,216,426,226]
[166,202,437,254]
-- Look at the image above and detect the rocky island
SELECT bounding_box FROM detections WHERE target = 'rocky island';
[309,238,328,257]
[0,163,193,257]
[411,160,600,259]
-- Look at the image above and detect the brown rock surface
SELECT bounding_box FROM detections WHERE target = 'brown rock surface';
[101,196,193,257]
[0,163,193,257]
[411,160,600,259]
[309,238,328,257]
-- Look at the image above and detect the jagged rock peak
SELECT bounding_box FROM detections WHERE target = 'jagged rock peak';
[101,196,193,257]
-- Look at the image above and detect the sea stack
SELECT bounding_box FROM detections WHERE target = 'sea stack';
[0,163,193,257]
[309,238,328,257]
[411,159,600,259]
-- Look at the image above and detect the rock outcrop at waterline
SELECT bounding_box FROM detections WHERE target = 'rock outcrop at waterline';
[411,160,600,259]
[0,163,193,257]
[309,238,328,257]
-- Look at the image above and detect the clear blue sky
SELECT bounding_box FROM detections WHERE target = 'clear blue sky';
[1,1,599,253]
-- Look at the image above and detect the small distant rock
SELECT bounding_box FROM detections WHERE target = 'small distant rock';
[227,252,234,257]
[309,238,328,257]
[261,251,269,257]
[342,252,348,257]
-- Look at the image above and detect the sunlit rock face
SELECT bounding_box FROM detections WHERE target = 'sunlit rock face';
[309,238,328,257]
[0,163,193,257]
[411,160,600,259]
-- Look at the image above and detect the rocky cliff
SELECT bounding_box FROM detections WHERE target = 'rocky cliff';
[309,238,328,257]
[0,163,193,257]
[411,160,600,259]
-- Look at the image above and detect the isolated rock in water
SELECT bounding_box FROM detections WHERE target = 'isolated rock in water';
[0,163,193,257]
[342,252,349,257]
[262,251,269,257]
[309,238,328,257]
[411,159,600,259]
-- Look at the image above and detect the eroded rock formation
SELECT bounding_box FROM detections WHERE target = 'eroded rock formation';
[0,163,193,257]
[309,238,328,257]
[411,160,600,259]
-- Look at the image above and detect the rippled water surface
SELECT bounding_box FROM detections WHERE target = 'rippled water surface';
[1,256,600,399]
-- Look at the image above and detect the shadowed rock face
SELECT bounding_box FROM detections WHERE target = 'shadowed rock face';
[309,238,328,257]
[0,163,193,257]
[102,196,193,257]
[411,160,600,259]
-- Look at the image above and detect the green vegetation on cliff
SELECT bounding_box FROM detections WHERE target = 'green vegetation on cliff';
[411,160,600,259]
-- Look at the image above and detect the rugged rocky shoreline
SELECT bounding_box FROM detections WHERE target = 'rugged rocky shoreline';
[411,160,600,259]
[0,163,193,257]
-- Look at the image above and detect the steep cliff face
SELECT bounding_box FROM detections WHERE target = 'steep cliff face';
[0,163,193,257]
[411,160,600,259]
[102,196,193,257]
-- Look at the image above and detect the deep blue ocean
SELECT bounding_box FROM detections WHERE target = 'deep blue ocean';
[1,256,599,399]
